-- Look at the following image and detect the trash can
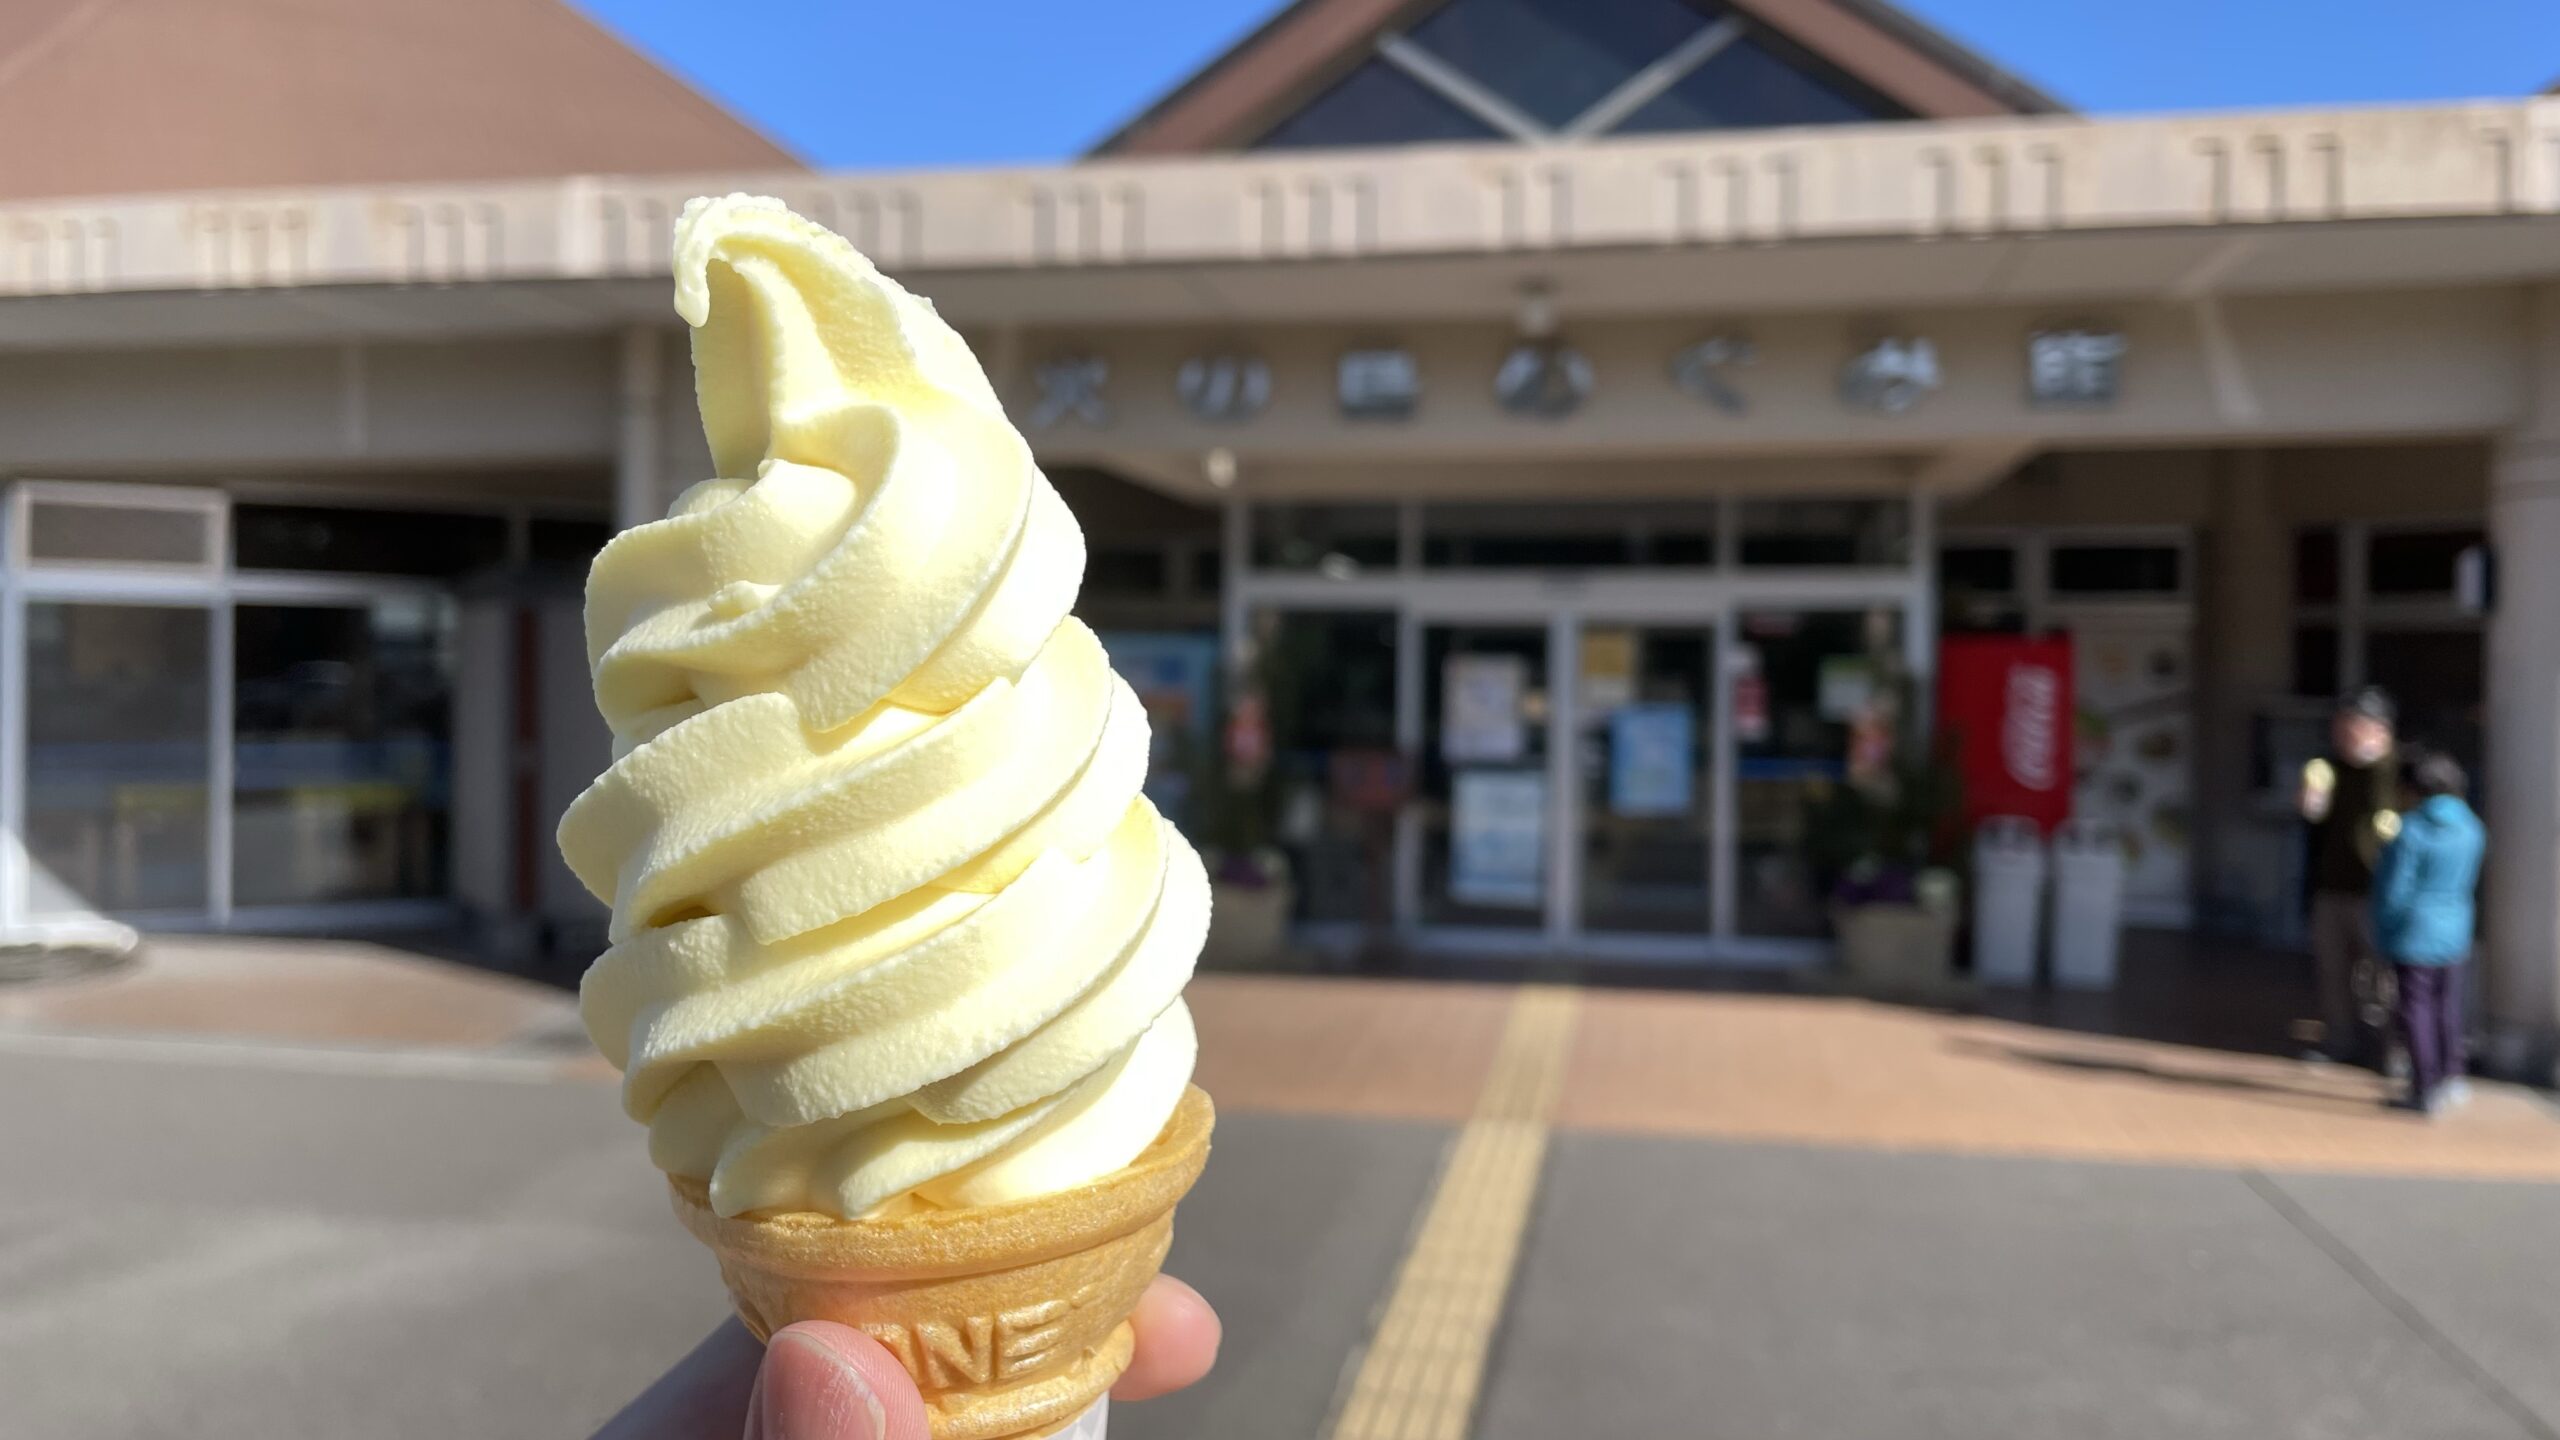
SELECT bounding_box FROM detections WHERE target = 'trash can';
[1970,816,2047,986]
[2050,820,2127,990]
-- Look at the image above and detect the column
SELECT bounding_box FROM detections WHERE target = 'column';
[2195,449,2289,927]
[614,324,666,532]
[2484,286,2560,1080]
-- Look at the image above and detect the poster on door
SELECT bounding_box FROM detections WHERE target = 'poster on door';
[2070,620,2193,926]
[1450,768,1546,907]
[1442,654,1527,762]
[1609,703,1694,817]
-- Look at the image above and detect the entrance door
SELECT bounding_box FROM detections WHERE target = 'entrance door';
[1573,621,1715,938]
[1417,622,1553,935]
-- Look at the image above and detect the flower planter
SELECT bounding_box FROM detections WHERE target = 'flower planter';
[1833,902,1958,997]
[1202,875,1297,971]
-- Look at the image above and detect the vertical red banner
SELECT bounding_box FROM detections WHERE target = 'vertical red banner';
[1937,634,2075,833]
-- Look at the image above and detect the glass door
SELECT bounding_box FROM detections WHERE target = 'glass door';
[1732,606,1905,939]
[1418,623,1552,932]
[1574,622,1715,937]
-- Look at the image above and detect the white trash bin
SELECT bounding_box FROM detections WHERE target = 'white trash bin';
[2050,820,2127,990]
[1970,816,2047,986]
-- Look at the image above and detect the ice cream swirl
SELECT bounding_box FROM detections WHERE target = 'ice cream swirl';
[561,195,1205,1221]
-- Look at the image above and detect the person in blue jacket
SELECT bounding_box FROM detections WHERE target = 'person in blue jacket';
[2370,748,2485,1115]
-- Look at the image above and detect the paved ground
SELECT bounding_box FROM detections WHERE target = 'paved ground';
[3,937,2559,1439]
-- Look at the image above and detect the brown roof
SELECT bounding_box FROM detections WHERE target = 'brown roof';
[1093,0,2065,157]
[0,0,799,202]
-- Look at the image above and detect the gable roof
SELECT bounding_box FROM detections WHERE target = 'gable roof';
[0,0,799,202]
[1091,0,2066,157]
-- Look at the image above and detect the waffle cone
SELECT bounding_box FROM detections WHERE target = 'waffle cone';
[670,1086,1214,1440]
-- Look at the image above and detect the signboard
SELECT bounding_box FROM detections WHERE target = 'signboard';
[1494,339,1594,419]
[1096,631,1218,823]
[2070,620,2192,922]
[1026,354,1109,428]
[1451,768,1546,908]
[1442,654,1527,763]
[1176,352,1272,422]
[2027,327,2126,407]
[1669,334,1754,413]
[1731,645,1769,744]
[1816,656,1875,722]
[1338,347,1421,419]
[1839,337,1940,413]
[1580,628,1636,717]
[1937,634,2075,833]
[1609,704,1694,817]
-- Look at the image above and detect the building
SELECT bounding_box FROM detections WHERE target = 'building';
[1,0,2556,1069]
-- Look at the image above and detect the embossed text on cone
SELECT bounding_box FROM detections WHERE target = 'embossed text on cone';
[672,1087,1212,1440]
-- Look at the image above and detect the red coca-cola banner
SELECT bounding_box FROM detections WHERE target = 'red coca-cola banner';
[1937,634,2074,834]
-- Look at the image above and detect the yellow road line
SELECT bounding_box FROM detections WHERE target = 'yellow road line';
[1324,984,1580,1440]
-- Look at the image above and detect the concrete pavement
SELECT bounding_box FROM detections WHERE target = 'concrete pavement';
[4,939,2560,1438]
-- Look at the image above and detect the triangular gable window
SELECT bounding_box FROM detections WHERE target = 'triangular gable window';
[1253,0,1907,150]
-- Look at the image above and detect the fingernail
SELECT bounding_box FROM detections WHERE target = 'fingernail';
[750,1329,887,1440]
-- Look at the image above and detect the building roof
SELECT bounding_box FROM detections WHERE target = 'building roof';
[1091,0,2067,157]
[0,0,800,202]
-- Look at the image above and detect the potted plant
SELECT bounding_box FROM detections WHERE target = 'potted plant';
[1807,670,1967,996]
[1186,680,1297,972]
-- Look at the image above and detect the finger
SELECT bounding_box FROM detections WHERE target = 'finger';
[591,1318,763,1439]
[746,1321,934,1440]
[1111,1275,1221,1402]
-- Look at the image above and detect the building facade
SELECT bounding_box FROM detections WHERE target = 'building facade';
[2,0,2558,1068]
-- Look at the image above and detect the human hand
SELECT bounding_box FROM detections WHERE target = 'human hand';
[593,1275,1221,1440]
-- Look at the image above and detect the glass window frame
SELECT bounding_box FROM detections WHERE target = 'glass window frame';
[1230,496,1936,961]
[0,479,579,930]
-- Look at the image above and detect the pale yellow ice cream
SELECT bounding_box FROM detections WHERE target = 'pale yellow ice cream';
[560,194,1206,1221]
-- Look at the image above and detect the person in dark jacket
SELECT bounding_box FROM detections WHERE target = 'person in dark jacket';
[2370,748,2485,1116]
[2298,687,2400,1066]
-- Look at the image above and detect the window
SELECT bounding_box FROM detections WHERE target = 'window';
[1250,504,1399,575]
[2048,543,2183,595]
[2366,528,2483,598]
[233,600,457,907]
[23,603,213,914]
[1939,544,2018,595]
[1251,0,1905,150]
[2293,527,2339,603]
[1405,0,1714,128]
[1254,58,1503,149]
[529,517,614,568]
[1422,500,1717,569]
[1737,498,1908,567]
[234,504,508,577]
[1191,546,1225,596]
[2292,625,2339,700]
[1612,32,1897,134]
[1086,545,1172,599]
[26,498,214,567]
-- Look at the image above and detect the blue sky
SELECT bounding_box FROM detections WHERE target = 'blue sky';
[576,0,2560,168]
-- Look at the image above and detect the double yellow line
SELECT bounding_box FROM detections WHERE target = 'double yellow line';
[1323,985,1581,1440]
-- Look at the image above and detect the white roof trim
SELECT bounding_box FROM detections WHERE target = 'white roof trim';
[0,100,2553,301]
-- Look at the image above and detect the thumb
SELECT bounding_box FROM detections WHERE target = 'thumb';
[744,1323,933,1440]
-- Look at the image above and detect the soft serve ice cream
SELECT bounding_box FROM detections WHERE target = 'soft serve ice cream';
[561,194,1207,1222]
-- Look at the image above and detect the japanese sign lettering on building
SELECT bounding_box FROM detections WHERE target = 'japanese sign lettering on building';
[1026,354,1109,429]
[1668,334,1755,414]
[1839,337,1940,414]
[2026,327,2126,407]
[1176,351,1272,422]
[1337,347,1421,420]
[1493,339,1594,419]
